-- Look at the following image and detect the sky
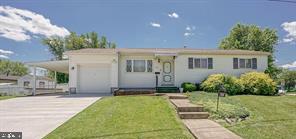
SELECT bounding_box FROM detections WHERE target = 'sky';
[0,0,295,68]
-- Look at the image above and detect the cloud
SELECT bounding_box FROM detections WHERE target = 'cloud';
[0,49,13,54]
[0,6,70,41]
[281,61,296,69]
[186,25,196,31]
[0,55,9,59]
[0,49,14,59]
[168,12,179,19]
[150,22,161,28]
[184,32,194,37]
[281,21,296,43]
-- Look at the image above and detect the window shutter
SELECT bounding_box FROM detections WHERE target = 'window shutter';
[252,58,257,69]
[233,58,238,69]
[126,60,132,72]
[188,58,193,69]
[208,58,213,69]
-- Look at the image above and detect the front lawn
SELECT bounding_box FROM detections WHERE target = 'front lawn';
[188,92,296,139]
[45,96,193,139]
[0,96,15,100]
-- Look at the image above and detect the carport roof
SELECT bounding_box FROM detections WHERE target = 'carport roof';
[26,60,69,74]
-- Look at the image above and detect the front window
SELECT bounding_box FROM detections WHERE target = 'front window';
[126,60,153,72]
[133,60,146,72]
[193,58,208,69]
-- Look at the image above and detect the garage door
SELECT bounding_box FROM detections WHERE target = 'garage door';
[78,64,110,93]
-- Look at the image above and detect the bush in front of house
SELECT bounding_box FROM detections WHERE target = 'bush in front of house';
[240,72,276,95]
[201,74,225,92]
[181,82,197,92]
[201,74,244,95]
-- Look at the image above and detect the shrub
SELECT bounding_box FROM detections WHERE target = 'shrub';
[223,76,244,95]
[201,74,244,95]
[240,72,276,95]
[181,82,197,92]
[201,74,225,92]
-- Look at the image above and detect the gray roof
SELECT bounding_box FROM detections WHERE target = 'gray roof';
[65,48,271,55]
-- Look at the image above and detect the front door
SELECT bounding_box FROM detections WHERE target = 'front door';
[162,61,174,86]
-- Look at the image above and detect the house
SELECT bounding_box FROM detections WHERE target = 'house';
[64,48,269,94]
[17,75,55,89]
[0,75,20,84]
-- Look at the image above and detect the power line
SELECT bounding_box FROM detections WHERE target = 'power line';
[268,0,296,4]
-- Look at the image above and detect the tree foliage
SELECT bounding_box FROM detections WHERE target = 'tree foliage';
[0,60,28,76]
[42,31,116,83]
[278,69,296,91]
[219,23,279,79]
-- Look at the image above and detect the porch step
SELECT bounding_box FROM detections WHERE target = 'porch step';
[179,112,209,119]
[157,87,179,93]
[168,95,188,99]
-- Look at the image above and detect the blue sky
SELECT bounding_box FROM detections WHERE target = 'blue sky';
[0,0,295,68]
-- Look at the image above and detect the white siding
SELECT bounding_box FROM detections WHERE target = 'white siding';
[68,54,118,93]
[174,54,268,87]
[118,55,157,88]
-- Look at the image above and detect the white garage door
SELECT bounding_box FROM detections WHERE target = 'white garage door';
[78,64,111,93]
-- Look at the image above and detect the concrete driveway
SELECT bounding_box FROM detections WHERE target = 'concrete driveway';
[0,94,103,139]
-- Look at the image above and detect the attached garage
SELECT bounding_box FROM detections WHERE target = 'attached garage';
[77,63,111,93]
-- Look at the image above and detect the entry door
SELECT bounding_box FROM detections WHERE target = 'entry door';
[162,61,174,86]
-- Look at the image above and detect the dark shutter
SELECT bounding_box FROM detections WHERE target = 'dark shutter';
[208,58,213,69]
[233,58,238,69]
[252,58,257,69]
[188,58,193,69]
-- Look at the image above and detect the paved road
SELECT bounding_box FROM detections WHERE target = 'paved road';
[0,94,103,139]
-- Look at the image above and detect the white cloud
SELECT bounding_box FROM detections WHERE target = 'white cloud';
[0,49,13,54]
[186,25,196,31]
[281,61,296,69]
[0,6,70,41]
[281,21,296,43]
[150,22,161,28]
[184,32,194,37]
[168,12,179,19]
[0,55,9,59]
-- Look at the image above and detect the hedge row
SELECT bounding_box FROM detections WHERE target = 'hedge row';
[181,72,276,96]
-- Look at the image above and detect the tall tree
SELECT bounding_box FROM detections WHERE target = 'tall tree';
[42,31,116,83]
[0,60,28,76]
[219,23,279,79]
[42,36,65,60]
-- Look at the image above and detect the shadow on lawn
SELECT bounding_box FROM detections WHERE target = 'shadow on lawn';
[69,128,184,139]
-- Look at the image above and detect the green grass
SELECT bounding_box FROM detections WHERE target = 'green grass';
[44,96,193,139]
[188,91,296,139]
[0,96,15,100]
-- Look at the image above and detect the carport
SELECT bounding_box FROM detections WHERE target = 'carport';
[26,60,69,95]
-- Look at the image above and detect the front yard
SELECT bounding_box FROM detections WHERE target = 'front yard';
[45,96,193,139]
[188,92,296,139]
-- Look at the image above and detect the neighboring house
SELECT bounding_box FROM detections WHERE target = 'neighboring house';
[64,48,269,93]
[0,75,20,84]
[17,75,55,88]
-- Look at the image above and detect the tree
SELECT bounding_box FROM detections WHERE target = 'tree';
[219,23,279,79]
[42,31,117,83]
[0,60,28,76]
[278,69,296,91]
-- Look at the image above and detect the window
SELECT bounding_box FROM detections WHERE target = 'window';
[24,81,30,87]
[147,60,153,72]
[234,58,257,69]
[39,81,45,88]
[133,60,146,72]
[126,60,153,72]
[190,58,213,69]
[126,60,132,72]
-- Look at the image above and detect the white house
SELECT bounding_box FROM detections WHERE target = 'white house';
[64,48,269,94]
[17,75,55,89]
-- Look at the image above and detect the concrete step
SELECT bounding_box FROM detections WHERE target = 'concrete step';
[179,112,209,119]
[177,106,204,112]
